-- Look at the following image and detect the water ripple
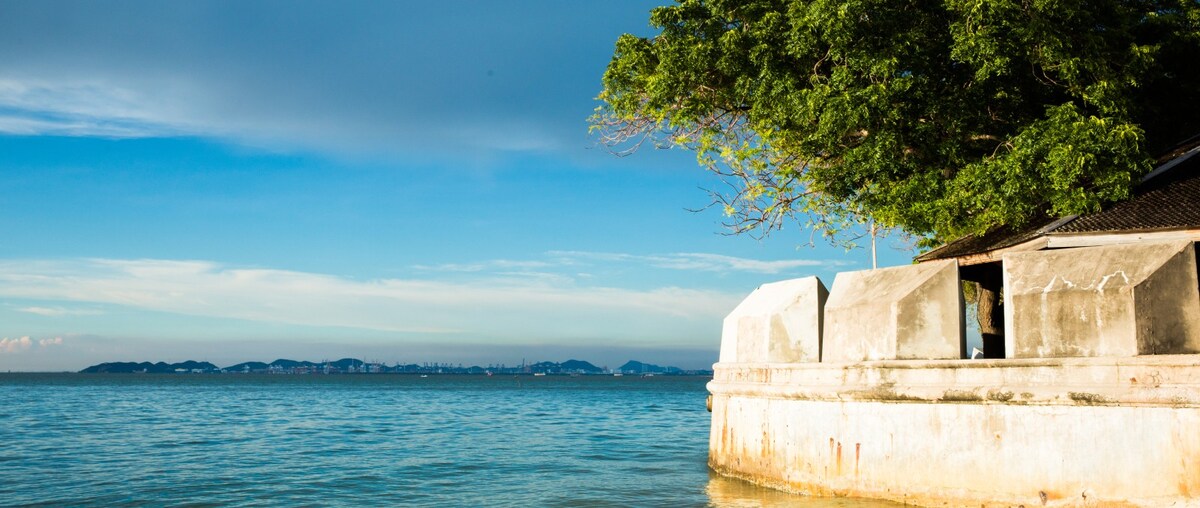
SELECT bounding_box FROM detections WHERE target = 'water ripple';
[0,374,900,507]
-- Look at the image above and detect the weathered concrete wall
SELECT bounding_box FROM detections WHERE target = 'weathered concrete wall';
[1004,241,1200,358]
[823,260,964,362]
[709,357,1200,507]
[719,277,828,363]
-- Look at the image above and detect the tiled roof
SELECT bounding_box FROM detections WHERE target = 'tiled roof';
[917,141,1200,262]
[914,218,1054,261]
[1055,148,1200,233]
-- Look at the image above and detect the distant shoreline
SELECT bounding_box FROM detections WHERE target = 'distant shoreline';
[2,371,714,377]
[74,358,715,376]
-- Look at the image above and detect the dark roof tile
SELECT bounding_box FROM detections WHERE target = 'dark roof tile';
[1054,151,1200,233]
[918,142,1200,262]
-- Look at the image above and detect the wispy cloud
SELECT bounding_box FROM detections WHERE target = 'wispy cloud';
[415,250,841,277]
[18,306,103,317]
[0,2,653,159]
[548,250,842,274]
[0,258,738,346]
[18,307,65,316]
[413,259,554,273]
[0,79,193,138]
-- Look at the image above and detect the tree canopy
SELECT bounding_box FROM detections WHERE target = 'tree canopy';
[592,0,1200,245]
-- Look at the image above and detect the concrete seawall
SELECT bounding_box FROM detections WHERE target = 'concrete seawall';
[709,242,1200,506]
[709,356,1200,506]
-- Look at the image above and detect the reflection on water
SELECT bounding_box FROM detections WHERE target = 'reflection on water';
[706,472,905,507]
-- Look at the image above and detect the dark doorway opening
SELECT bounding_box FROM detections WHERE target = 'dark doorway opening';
[960,262,1005,359]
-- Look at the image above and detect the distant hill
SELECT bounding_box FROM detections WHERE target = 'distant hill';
[526,359,602,374]
[80,361,219,373]
[265,359,315,369]
[560,359,603,373]
[80,357,708,375]
[223,358,362,373]
[616,360,682,374]
[327,358,365,369]
[224,361,269,372]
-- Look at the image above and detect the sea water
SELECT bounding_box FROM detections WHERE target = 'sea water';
[0,374,898,507]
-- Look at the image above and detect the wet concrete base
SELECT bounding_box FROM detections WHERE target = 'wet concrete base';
[708,356,1200,507]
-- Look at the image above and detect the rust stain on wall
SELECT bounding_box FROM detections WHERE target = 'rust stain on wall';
[855,443,861,479]
[836,441,843,476]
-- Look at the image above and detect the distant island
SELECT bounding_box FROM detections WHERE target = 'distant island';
[79,358,712,376]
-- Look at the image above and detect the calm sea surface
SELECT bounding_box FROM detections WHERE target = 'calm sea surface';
[0,374,899,507]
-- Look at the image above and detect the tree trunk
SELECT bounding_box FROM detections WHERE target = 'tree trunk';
[976,270,1005,359]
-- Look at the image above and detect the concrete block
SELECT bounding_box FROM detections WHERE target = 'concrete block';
[1003,240,1200,358]
[823,260,964,362]
[718,276,828,363]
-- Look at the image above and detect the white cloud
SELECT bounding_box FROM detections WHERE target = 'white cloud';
[18,306,65,316]
[412,263,486,273]
[0,76,572,160]
[0,258,739,346]
[415,251,839,277]
[547,250,841,274]
[0,2,662,161]
[18,306,102,317]
[413,259,555,273]
[0,335,65,353]
[0,336,32,353]
[0,79,195,138]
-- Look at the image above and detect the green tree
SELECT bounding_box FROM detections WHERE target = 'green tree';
[592,0,1200,245]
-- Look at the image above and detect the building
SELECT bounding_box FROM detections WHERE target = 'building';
[708,139,1200,506]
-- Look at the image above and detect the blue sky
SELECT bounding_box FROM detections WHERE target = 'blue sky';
[0,1,914,371]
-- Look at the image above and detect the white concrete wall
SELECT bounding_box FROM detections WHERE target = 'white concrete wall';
[823,260,964,362]
[1004,241,1200,358]
[709,358,1200,507]
[719,277,827,363]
